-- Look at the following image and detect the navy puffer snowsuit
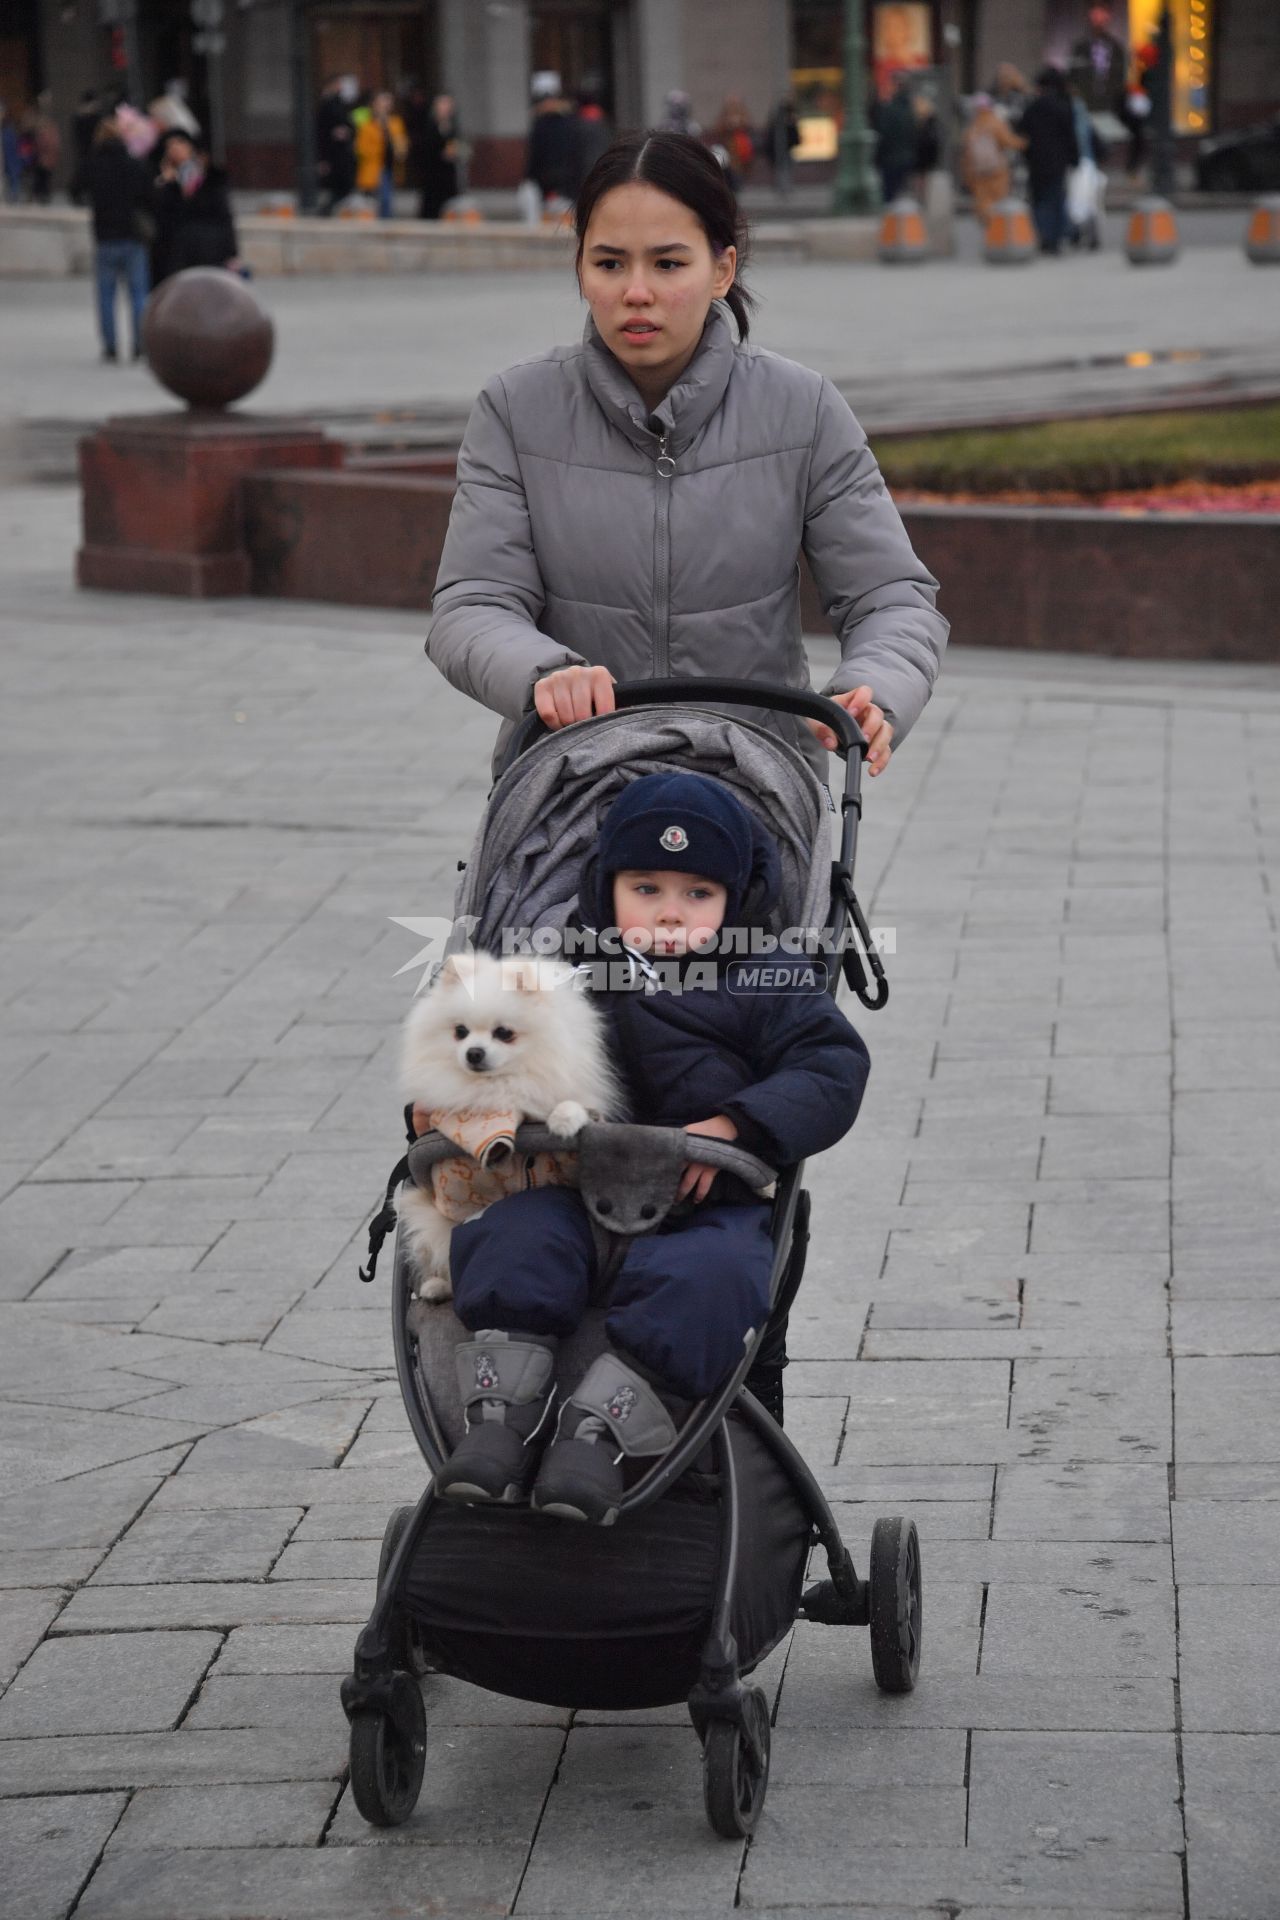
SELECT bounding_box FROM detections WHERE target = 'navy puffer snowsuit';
[450,778,870,1397]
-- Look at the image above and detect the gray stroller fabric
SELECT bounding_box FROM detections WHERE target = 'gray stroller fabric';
[450,707,833,954]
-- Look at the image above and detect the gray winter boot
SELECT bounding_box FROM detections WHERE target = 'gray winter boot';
[435,1332,558,1507]
[531,1352,681,1526]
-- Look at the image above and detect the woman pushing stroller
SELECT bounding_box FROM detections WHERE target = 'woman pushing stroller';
[429,770,870,1525]
[418,128,943,1521]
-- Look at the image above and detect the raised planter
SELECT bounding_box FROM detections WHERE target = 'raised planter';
[893,501,1280,662]
[237,456,1278,663]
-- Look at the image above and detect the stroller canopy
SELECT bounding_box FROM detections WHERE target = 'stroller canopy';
[452,705,834,953]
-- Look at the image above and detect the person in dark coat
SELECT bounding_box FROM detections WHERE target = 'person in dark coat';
[1018,67,1080,255]
[69,88,103,205]
[431,773,870,1523]
[872,80,918,204]
[416,92,461,219]
[83,115,153,360]
[151,132,240,286]
[526,79,578,205]
[315,75,356,213]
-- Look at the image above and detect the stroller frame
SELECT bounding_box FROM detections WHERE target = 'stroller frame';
[342,680,922,1838]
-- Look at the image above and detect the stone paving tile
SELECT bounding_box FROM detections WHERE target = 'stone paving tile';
[74,1845,528,1920]
[89,1507,304,1585]
[1175,1358,1280,1463]
[54,1580,372,1632]
[0,1629,220,1736]
[1172,1500,1280,1583]
[0,1587,67,1690]
[0,1726,344,1794]
[740,1835,1185,1912]
[215,1624,357,1674]
[0,1791,129,1920]
[979,1578,1177,1678]
[185,1673,345,1739]
[112,1782,337,1850]
[1179,1587,1280,1732]
[1183,1734,1280,1920]
[328,1726,564,1846]
[512,1789,742,1914]
[1008,1357,1172,1463]
[1172,1300,1280,1356]
[993,1464,1171,1542]
[966,1731,1184,1854]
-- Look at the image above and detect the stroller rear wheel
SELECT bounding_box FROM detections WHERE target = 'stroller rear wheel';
[868,1516,922,1693]
[348,1681,426,1827]
[702,1686,771,1838]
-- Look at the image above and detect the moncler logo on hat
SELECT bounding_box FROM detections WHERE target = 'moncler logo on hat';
[659,825,688,852]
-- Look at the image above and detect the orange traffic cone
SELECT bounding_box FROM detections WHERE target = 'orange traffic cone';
[878,196,929,263]
[983,198,1035,264]
[1126,196,1179,264]
[1245,196,1280,264]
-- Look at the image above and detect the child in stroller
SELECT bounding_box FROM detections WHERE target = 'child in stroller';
[434,769,870,1525]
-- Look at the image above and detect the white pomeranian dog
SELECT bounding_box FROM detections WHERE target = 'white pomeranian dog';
[397,950,620,1302]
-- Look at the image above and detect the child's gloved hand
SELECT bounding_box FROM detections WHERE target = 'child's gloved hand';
[678,1114,739,1204]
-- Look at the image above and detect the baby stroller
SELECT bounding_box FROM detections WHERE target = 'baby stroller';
[343,678,922,1838]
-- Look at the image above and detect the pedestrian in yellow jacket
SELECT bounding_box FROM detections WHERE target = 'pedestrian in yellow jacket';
[354,93,407,217]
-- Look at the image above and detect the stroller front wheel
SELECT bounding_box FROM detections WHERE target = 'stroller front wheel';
[868,1515,922,1693]
[702,1686,771,1838]
[348,1686,426,1827]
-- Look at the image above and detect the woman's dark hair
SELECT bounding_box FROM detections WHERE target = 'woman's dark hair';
[574,129,756,342]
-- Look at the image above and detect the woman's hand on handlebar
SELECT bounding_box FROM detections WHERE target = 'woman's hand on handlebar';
[533,665,617,730]
[805,684,894,775]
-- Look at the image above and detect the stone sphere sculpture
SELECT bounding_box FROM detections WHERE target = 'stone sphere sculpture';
[142,268,274,409]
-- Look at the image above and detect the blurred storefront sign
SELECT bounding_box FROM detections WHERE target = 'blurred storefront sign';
[1129,0,1213,132]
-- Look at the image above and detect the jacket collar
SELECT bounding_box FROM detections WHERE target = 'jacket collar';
[581,304,738,457]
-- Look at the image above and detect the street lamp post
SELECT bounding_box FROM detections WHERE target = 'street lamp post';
[290,0,319,212]
[832,0,880,215]
[1150,4,1176,199]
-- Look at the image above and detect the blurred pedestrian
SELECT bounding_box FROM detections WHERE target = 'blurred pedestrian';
[1066,82,1104,249]
[872,80,917,205]
[526,73,578,209]
[766,94,801,199]
[658,91,700,139]
[1,101,25,202]
[570,81,612,197]
[355,91,407,218]
[989,63,1031,127]
[316,75,356,214]
[960,93,1024,225]
[1069,4,1129,120]
[70,89,103,205]
[711,95,756,190]
[152,131,240,285]
[416,92,461,219]
[1018,68,1079,255]
[910,89,941,197]
[149,78,200,139]
[27,94,61,203]
[83,115,152,362]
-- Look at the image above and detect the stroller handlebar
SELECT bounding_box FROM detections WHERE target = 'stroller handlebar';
[498,677,867,776]
[405,1121,777,1202]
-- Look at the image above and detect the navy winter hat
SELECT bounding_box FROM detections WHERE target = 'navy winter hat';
[596,772,766,920]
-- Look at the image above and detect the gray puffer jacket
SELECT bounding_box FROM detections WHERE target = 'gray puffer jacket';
[428,305,947,767]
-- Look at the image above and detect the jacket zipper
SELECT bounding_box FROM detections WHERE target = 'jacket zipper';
[653,428,675,678]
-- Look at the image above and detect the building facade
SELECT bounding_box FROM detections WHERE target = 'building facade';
[12,0,1278,195]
